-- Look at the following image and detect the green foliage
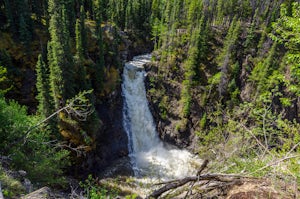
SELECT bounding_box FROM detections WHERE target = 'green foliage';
[199,112,207,130]
[0,166,25,197]
[1,0,300,192]
[0,65,11,94]
[36,54,53,118]
[271,2,300,96]
[158,95,168,120]
[75,8,88,92]
[250,41,280,93]
[180,16,210,118]
[80,175,119,199]
[107,0,127,29]
[48,0,75,109]
[125,194,138,199]
[93,0,105,94]
[18,14,31,44]
[0,97,69,186]
[217,17,241,98]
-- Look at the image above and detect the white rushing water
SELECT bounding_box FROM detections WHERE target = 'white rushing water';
[122,54,201,180]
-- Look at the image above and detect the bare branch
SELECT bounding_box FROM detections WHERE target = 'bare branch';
[146,173,255,199]
[248,155,300,175]
[24,90,94,142]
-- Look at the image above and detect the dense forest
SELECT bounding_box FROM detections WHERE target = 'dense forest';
[0,0,299,198]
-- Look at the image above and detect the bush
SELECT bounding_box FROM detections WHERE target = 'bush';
[0,96,69,186]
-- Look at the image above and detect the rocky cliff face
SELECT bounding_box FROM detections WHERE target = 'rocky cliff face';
[145,62,200,152]
[84,28,152,176]
[92,87,130,174]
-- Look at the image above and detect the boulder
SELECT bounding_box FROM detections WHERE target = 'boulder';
[21,187,54,199]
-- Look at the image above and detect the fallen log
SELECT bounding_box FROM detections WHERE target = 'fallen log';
[146,174,246,199]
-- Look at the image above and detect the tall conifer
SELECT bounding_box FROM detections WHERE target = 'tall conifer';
[36,54,53,118]
[75,5,88,91]
[93,0,105,94]
[48,0,74,109]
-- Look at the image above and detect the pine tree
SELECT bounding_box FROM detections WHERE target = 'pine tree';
[65,0,76,36]
[48,0,74,109]
[151,0,160,21]
[17,0,32,42]
[217,17,241,98]
[187,0,203,24]
[61,3,75,97]
[3,0,16,34]
[76,5,87,60]
[93,0,105,94]
[125,0,134,30]
[216,0,224,25]
[108,0,127,29]
[19,14,31,44]
[36,54,53,118]
[180,16,207,118]
[75,5,88,92]
[75,19,87,92]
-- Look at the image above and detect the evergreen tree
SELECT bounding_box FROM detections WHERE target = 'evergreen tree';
[125,0,134,30]
[76,5,87,59]
[108,0,127,29]
[217,17,241,98]
[19,14,31,44]
[180,16,208,118]
[93,0,105,94]
[271,2,300,95]
[75,5,88,91]
[151,0,161,21]
[65,0,76,36]
[17,0,32,42]
[75,19,83,60]
[48,0,74,109]
[216,0,224,25]
[3,0,16,33]
[36,54,53,118]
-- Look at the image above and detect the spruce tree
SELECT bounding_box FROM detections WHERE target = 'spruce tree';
[217,17,241,98]
[17,0,32,42]
[75,5,88,91]
[108,0,127,29]
[75,19,83,60]
[3,0,16,34]
[125,0,134,30]
[48,0,74,109]
[76,5,87,60]
[93,0,105,94]
[19,14,31,44]
[36,54,53,118]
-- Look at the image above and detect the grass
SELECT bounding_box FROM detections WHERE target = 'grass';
[0,165,25,198]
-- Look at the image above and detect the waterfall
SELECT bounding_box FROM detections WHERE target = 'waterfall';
[122,54,200,180]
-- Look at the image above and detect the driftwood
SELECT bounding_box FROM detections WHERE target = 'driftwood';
[146,160,257,199]
[146,174,247,199]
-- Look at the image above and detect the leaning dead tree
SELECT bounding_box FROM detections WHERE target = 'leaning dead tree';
[25,89,94,138]
[9,90,94,154]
